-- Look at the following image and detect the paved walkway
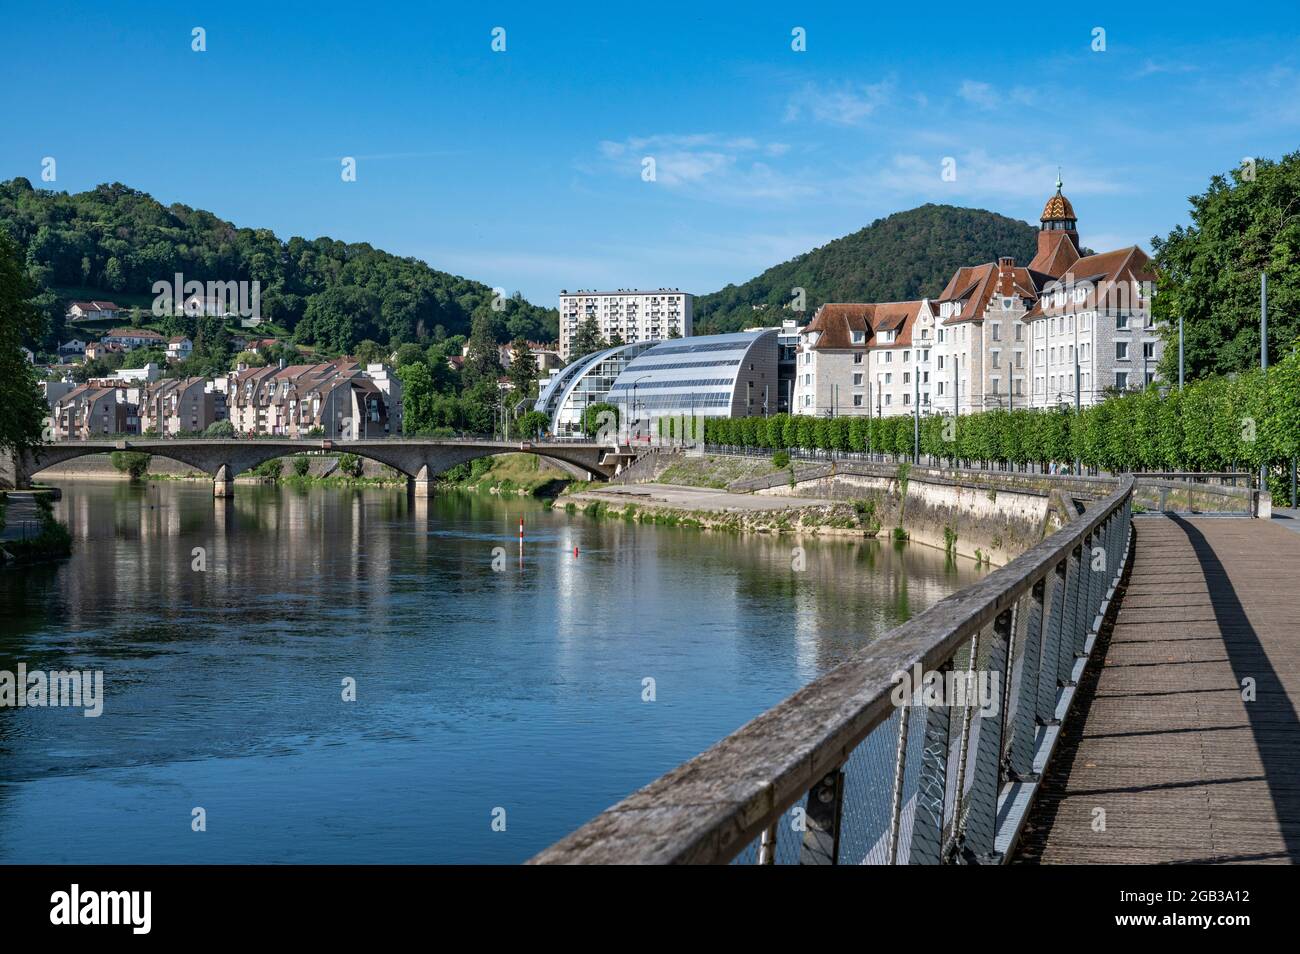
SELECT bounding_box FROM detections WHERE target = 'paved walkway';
[1018,515,1300,863]
[570,482,836,512]
[0,494,43,542]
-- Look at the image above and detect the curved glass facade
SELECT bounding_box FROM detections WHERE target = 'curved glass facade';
[533,341,658,437]
[609,330,779,423]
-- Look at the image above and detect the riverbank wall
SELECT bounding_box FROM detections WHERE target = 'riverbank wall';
[602,451,1116,564]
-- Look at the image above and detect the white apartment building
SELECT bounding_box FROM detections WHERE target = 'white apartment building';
[801,181,1163,420]
[791,304,872,416]
[558,289,692,359]
[1026,247,1158,408]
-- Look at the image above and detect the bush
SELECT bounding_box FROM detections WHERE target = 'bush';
[110,451,151,480]
[337,453,364,478]
[772,450,791,469]
[292,456,311,477]
[203,420,235,438]
[251,458,283,479]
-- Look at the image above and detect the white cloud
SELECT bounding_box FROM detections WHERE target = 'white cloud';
[957,80,1038,110]
[589,133,813,202]
[784,80,895,126]
[857,150,1128,201]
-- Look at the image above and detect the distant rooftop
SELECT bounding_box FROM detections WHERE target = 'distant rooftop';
[559,288,692,297]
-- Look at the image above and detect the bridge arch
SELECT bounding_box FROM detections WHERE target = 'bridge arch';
[14,439,619,496]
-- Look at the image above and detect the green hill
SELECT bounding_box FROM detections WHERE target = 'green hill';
[695,204,1039,333]
[0,178,558,354]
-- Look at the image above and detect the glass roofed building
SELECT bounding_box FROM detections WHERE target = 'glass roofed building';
[532,341,659,437]
[608,330,779,430]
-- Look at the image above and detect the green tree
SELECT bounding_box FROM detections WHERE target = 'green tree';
[0,233,48,455]
[506,337,538,398]
[1150,151,1300,380]
[570,316,605,362]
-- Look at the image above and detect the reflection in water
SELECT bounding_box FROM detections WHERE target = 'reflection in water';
[0,481,985,863]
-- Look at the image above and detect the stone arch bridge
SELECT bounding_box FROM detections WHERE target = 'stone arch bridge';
[4,439,627,496]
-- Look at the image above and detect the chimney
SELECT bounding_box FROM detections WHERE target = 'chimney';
[997,258,1015,296]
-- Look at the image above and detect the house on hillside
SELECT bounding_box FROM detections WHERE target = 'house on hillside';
[66,300,123,322]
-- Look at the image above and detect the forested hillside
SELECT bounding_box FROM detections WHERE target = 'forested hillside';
[695,204,1040,333]
[0,177,558,354]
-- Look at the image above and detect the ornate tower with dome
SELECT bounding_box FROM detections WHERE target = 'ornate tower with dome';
[1028,176,1082,277]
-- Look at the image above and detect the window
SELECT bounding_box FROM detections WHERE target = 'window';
[1116,313,1129,329]
[903,350,910,363]
[1115,371,1129,390]
[852,394,863,407]
[1143,341,1156,360]
[1115,342,1129,361]
[851,330,865,344]
[853,353,863,364]
[992,352,1001,369]
[885,394,892,405]
[904,393,911,405]
[884,352,892,363]
[992,377,1000,395]
[853,373,863,386]
[937,355,944,370]
[1015,324,1023,342]
[903,372,911,384]
[884,373,892,384]
[1015,351,1023,368]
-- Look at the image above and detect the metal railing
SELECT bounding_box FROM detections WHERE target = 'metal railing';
[530,475,1135,865]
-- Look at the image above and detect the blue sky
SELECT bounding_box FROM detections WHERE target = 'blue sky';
[3,1,1299,304]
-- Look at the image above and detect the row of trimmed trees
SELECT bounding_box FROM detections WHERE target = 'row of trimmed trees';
[699,349,1300,478]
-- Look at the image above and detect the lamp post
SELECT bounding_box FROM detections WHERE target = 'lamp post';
[1178,314,1185,390]
[630,373,651,445]
[1261,273,1268,502]
[912,366,920,465]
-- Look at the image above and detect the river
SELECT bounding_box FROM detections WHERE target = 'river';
[0,480,986,863]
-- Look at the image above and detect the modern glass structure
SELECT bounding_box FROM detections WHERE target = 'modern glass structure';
[533,341,658,437]
[608,330,779,428]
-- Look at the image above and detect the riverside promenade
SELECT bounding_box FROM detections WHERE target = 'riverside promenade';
[1016,515,1300,863]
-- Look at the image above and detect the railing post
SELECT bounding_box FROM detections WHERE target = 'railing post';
[757,822,779,865]
[1072,535,1091,655]
[1039,560,1067,723]
[1009,579,1046,778]
[799,767,845,865]
[886,704,913,864]
[909,664,953,865]
[950,630,982,841]
[958,608,1012,863]
[1058,548,1081,685]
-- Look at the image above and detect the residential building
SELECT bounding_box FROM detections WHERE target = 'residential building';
[793,179,1163,419]
[42,378,76,408]
[101,328,166,350]
[66,300,122,322]
[51,385,139,439]
[58,339,89,358]
[84,340,126,361]
[791,304,872,416]
[167,336,194,361]
[225,361,400,438]
[557,289,692,360]
[139,377,226,435]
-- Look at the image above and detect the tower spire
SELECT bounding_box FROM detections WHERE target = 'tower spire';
[1056,167,1063,192]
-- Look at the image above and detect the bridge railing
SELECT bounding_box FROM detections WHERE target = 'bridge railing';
[530,476,1135,865]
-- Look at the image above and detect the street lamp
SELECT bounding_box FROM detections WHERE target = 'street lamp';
[630,373,651,445]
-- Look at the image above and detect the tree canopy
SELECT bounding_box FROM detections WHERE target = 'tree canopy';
[1150,151,1300,379]
[0,178,558,355]
[693,204,1039,334]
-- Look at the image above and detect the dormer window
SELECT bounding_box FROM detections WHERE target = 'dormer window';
[851,330,865,344]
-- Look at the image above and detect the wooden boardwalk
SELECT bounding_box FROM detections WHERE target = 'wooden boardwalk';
[1016,515,1300,864]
